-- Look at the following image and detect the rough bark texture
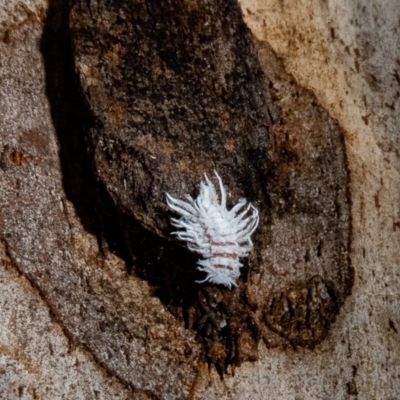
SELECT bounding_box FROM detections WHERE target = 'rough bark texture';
[1,1,200,399]
[0,0,399,399]
[68,0,351,375]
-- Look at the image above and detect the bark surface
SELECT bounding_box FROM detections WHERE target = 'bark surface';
[69,0,351,375]
[0,0,398,399]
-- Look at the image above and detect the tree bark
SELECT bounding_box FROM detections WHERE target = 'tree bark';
[0,0,398,399]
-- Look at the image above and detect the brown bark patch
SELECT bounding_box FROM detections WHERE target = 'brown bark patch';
[68,0,352,377]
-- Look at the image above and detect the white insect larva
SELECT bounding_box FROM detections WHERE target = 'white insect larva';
[166,171,259,289]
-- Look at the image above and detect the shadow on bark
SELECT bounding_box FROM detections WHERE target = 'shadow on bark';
[38,0,116,268]
[39,0,206,307]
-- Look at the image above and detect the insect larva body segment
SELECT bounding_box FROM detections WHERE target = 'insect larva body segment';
[166,171,259,288]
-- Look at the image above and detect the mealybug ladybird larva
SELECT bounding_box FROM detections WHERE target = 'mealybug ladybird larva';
[166,171,259,288]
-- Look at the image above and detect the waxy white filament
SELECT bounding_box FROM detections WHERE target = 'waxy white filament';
[166,171,259,288]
